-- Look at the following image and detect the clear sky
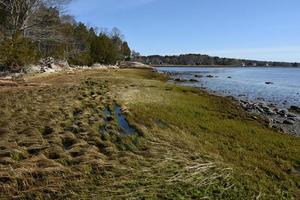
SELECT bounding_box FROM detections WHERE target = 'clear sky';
[68,0,300,62]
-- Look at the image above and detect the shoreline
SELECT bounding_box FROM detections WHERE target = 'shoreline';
[3,65,298,136]
[0,68,299,198]
[154,64,300,68]
[158,70,300,136]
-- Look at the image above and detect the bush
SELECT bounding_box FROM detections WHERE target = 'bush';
[68,52,93,66]
[0,36,40,72]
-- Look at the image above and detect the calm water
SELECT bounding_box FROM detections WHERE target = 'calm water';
[156,67,300,108]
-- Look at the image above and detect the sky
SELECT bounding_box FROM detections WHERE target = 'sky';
[68,0,300,62]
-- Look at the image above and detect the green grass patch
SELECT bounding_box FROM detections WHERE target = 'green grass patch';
[0,69,299,199]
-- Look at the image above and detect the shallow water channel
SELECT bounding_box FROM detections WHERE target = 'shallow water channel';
[102,104,136,134]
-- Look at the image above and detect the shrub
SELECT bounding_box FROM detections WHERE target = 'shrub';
[68,52,93,66]
[0,36,40,72]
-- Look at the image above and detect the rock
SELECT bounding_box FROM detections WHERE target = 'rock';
[278,109,288,117]
[25,65,43,74]
[194,75,203,78]
[92,63,108,69]
[257,97,265,101]
[39,57,55,66]
[289,106,300,114]
[251,116,258,120]
[240,100,248,104]
[174,78,186,82]
[226,96,236,101]
[283,120,295,125]
[287,113,297,118]
[256,107,264,113]
[206,75,214,78]
[287,117,296,121]
[25,58,70,74]
[261,105,275,115]
[55,60,70,69]
[268,103,277,108]
[265,81,274,85]
[227,76,232,78]
[189,79,199,82]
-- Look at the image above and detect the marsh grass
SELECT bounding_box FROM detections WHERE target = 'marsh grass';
[0,69,299,199]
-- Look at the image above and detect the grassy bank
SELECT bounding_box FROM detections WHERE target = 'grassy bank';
[0,69,299,199]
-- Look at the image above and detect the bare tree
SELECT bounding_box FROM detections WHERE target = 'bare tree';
[0,0,71,38]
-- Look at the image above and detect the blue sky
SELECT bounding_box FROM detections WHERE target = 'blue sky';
[68,0,300,62]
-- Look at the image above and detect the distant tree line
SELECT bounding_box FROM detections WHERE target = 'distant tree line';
[0,0,131,72]
[134,54,299,67]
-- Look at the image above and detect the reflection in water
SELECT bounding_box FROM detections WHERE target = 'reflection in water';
[114,104,136,134]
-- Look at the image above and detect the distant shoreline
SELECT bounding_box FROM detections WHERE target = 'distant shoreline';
[154,65,300,68]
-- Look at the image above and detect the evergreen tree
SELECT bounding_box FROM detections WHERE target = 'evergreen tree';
[121,42,131,61]
[90,34,118,65]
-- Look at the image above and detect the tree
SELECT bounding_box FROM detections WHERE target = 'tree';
[0,0,132,69]
[121,42,131,61]
[0,0,72,69]
[60,14,76,25]
[0,0,71,38]
[67,22,93,65]
[0,36,40,71]
[110,27,124,60]
[73,22,90,51]
[90,33,118,65]
[0,8,7,37]
[131,50,141,59]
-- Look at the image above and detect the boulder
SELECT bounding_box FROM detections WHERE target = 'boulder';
[25,65,43,74]
[92,63,108,69]
[265,81,274,85]
[174,78,185,82]
[283,120,295,125]
[278,109,288,117]
[289,106,300,114]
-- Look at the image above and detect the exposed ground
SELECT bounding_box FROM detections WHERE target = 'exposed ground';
[0,69,299,199]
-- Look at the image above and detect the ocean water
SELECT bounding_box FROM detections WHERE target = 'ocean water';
[156,67,300,108]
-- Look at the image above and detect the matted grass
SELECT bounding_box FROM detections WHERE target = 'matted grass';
[0,69,299,199]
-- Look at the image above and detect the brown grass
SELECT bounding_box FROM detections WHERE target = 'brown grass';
[0,69,299,199]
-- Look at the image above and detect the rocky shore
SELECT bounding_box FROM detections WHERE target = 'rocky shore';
[0,59,144,86]
[0,58,119,78]
[163,72,300,136]
[0,59,152,81]
[239,100,300,136]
